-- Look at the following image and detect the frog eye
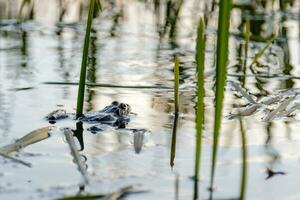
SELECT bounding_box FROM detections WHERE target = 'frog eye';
[119,103,126,109]
[112,101,119,106]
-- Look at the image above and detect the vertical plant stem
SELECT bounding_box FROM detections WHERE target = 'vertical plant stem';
[171,55,179,168]
[209,0,232,191]
[243,18,250,71]
[76,0,95,118]
[248,36,276,69]
[169,0,184,40]
[239,118,247,200]
[170,114,178,168]
[195,17,205,181]
[174,56,180,114]
[241,18,250,87]
[193,180,199,200]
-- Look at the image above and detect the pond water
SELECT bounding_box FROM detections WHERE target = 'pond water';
[0,0,300,199]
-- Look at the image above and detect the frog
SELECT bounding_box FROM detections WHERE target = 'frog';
[46,101,132,132]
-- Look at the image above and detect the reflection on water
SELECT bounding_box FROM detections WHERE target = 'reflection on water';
[72,121,84,151]
[0,0,300,199]
[170,113,178,168]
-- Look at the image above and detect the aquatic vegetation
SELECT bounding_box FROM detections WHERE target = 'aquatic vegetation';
[249,36,277,71]
[243,19,250,71]
[210,0,232,191]
[239,118,247,200]
[194,16,205,181]
[168,0,184,40]
[170,55,180,168]
[18,0,34,20]
[1,0,300,199]
[76,0,98,118]
[170,114,178,168]
[174,56,180,114]
[162,0,184,40]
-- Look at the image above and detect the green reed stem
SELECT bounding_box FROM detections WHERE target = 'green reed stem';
[239,118,247,200]
[241,18,250,87]
[209,0,232,190]
[76,0,95,118]
[248,35,276,68]
[174,56,180,114]
[195,17,205,181]
[243,19,250,70]
[170,114,179,168]
[169,0,184,39]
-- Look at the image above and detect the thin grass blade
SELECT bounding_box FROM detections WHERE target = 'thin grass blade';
[195,16,205,181]
[248,36,276,68]
[169,0,184,39]
[93,0,102,18]
[243,18,250,70]
[170,114,178,168]
[209,0,232,191]
[174,56,180,114]
[76,0,96,118]
[239,118,247,200]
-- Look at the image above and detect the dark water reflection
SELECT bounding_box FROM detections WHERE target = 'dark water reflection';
[0,0,300,199]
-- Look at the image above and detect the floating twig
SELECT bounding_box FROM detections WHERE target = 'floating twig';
[0,127,51,155]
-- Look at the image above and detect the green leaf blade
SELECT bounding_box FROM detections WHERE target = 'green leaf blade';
[210,0,232,191]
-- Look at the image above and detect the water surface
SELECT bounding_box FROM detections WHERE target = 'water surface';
[0,0,300,199]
